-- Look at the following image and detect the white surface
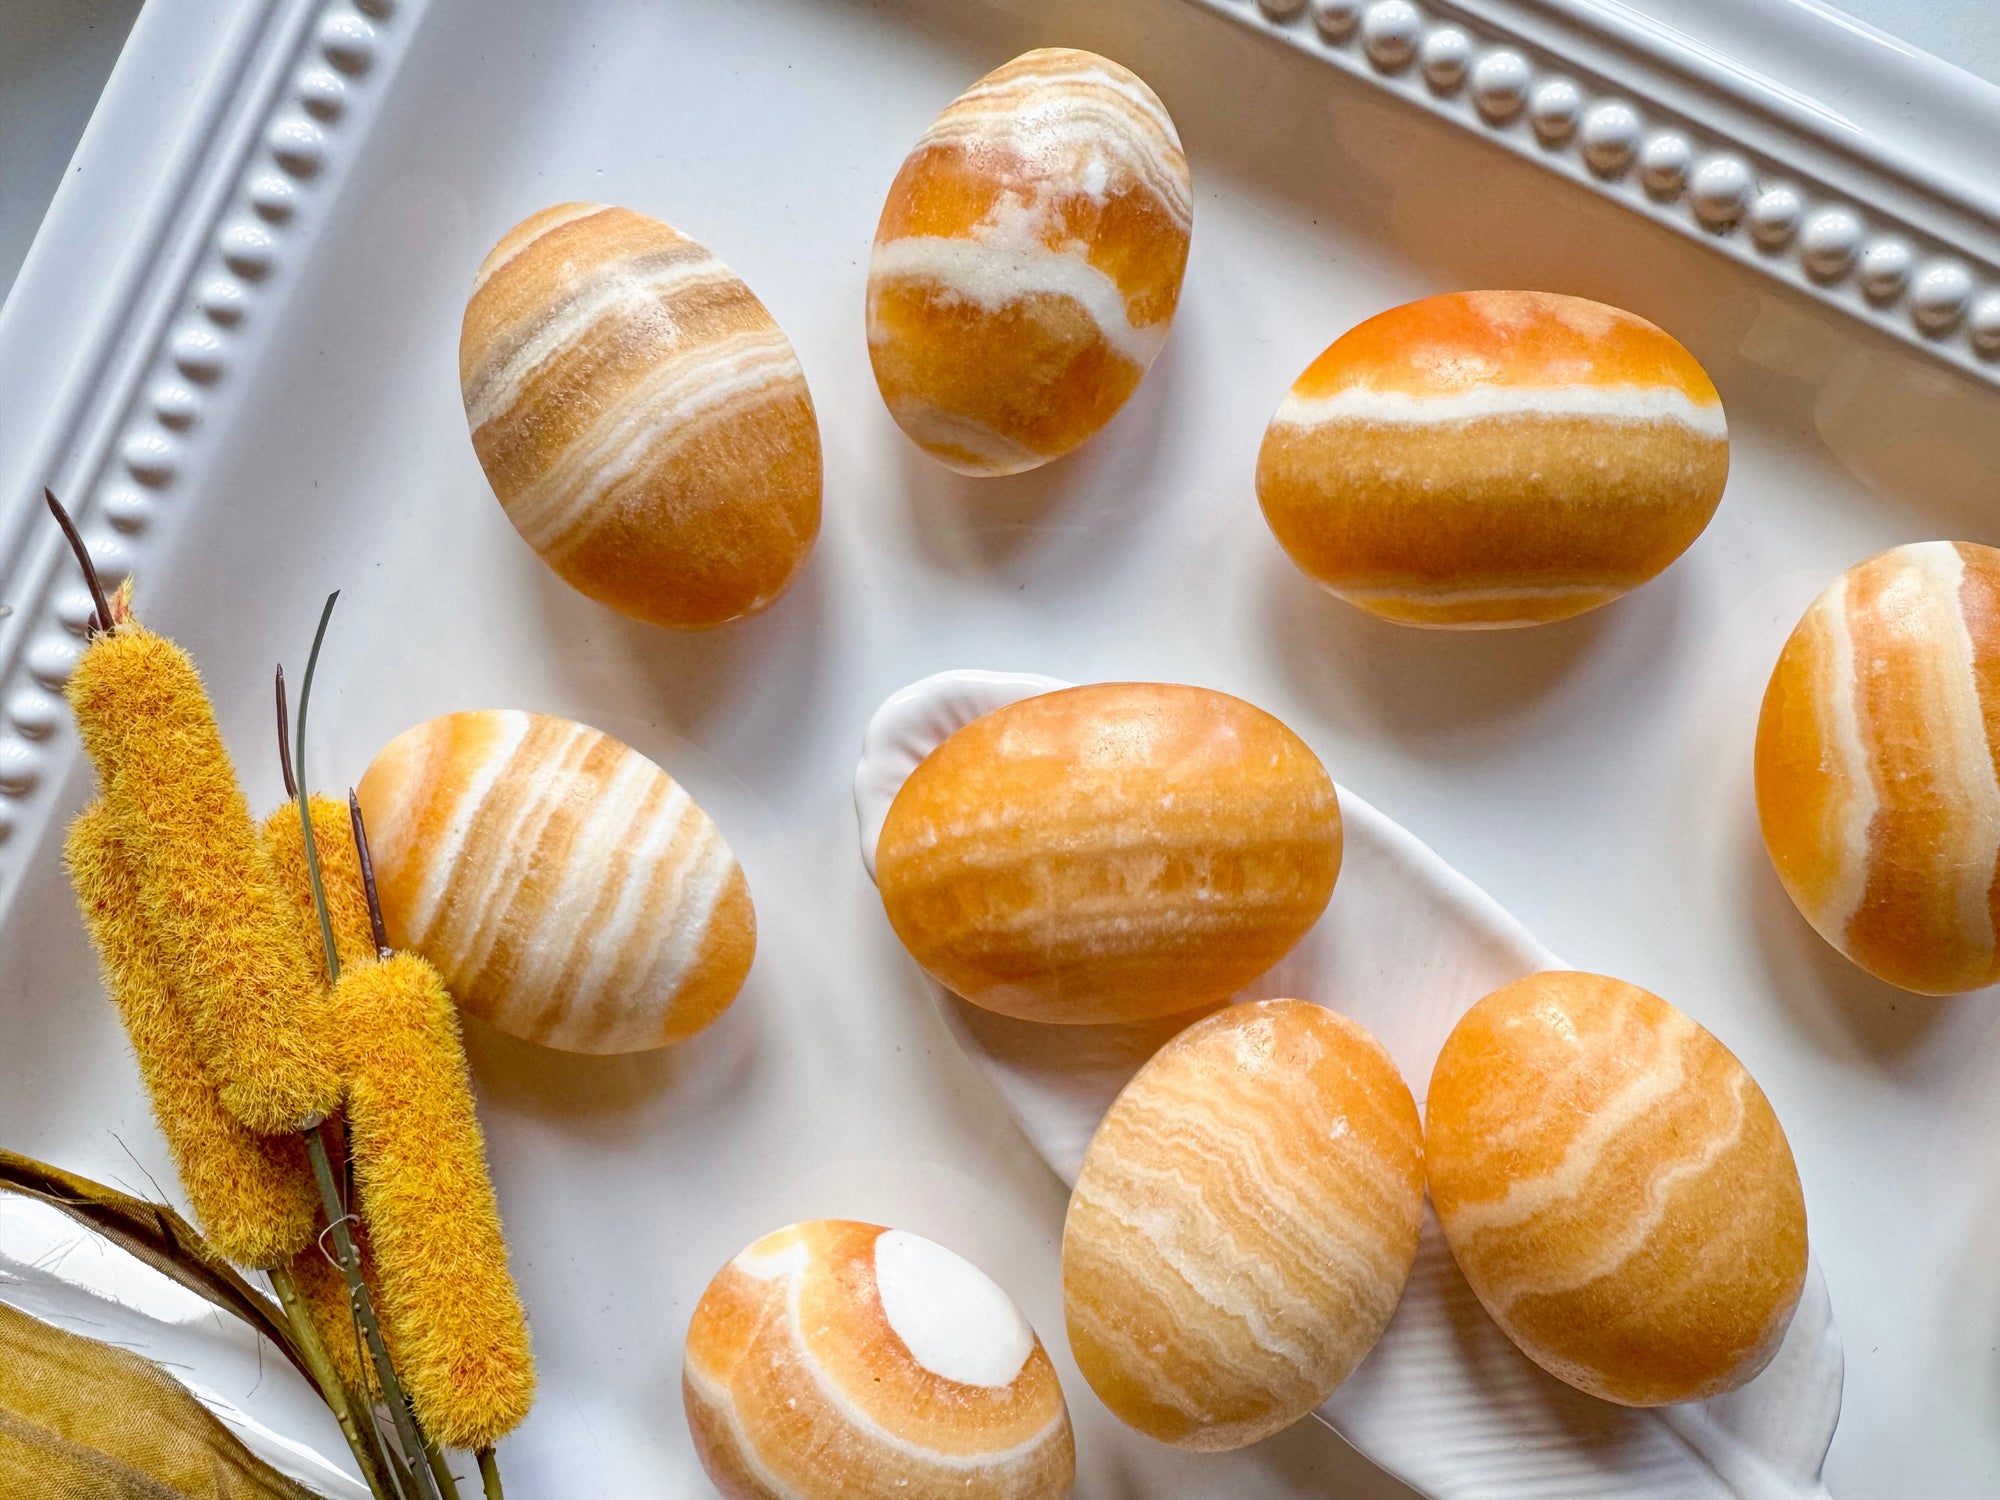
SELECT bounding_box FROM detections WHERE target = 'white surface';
[3,0,2000,1497]
[855,670,1843,1499]
[1269,380,1729,432]
[1778,0,2000,88]
[873,1227,1037,1389]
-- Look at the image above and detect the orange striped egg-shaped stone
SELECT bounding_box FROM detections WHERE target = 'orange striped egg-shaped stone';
[1426,972,1808,1407]
[1256,290,1728,627]
[684,1220,1074,1500]
[867,48,1192,475]
[1063,1001,1424,1450]
[355,711,753,1053]
[876,683,1341,1025]
[461,204,821,629]
[1757,542,2000,994]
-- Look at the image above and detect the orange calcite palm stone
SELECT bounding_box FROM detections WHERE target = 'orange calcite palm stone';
[461,203,821,628]
[1257,290,1728,627]
[1426,971,1808,1407]
[876,683,1342,1024]
[868,48,1192,475]
[683,1220,1074,1500]
[1063,1001,1424,1450]
[1757,541,2000,994]
[357,710,753,1053]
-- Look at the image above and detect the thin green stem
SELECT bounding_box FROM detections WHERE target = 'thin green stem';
[476,1449,502,1500]
[421,1432,463,1500]
[287,596,454,1500]
[305,1123,438,1500]
[270,1264,396,1499]
[293,591,343,988]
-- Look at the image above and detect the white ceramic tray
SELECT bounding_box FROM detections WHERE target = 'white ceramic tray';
[4,0,2000,1495]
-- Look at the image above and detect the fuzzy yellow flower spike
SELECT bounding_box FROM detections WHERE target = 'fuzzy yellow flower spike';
[336,951,535,1449]
[65,624,340,1136]
[261,797,375,977]
[63,801,318,1267]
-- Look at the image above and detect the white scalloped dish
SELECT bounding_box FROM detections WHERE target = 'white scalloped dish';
[855,671,1843,1500]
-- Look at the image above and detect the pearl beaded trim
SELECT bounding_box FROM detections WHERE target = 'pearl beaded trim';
[0,0,404,903]
[1214,0,2000,372]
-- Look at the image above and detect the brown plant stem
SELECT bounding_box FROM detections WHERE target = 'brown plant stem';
[270,1262,396,1498]
[43,488,110,636]
[349,792,390,958]
[276,666,298,800]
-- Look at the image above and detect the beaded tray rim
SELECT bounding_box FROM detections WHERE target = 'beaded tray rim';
[0,0,411,918]
[1184,0,2000,385]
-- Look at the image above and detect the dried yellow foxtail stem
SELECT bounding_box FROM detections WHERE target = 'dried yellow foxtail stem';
[62,802,318,1267]
[263,797,375,976]
[64,624,339,1135]
[336,952,535,1450]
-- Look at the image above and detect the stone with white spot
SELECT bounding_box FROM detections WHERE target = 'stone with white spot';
[685,1220,1073,1498]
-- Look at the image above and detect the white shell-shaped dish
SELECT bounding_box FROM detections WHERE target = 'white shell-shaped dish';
[856,671,1843,1500]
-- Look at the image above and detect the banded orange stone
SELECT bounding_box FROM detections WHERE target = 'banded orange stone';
[1426,971,1808,1407]
[876,683,1342,1025]
[356,710,753,1053]
[1757,540,2000,994]
[1256,290,1729,627]
[1063,1000,1424,1450]
[461,203,821,629]
[868,48,1192,475]
[684,1220,1074,1500]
